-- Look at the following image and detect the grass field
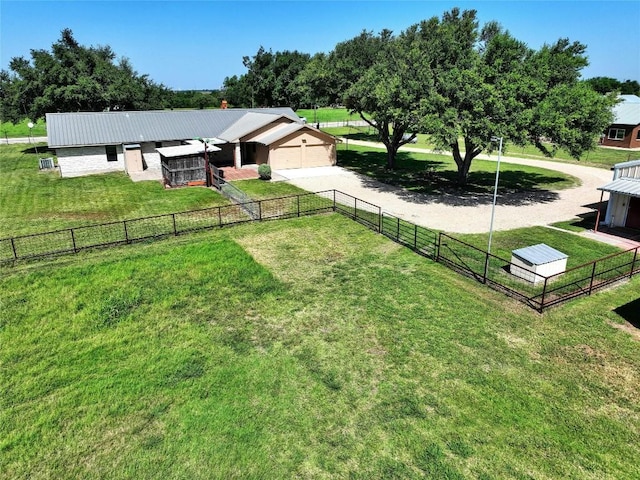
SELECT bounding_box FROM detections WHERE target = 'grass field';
[0,118,47,139]
[0,143,230,237]
[1,214,639,479]
[295,107,361,124]
[2,135,639,479]
[335,143,579,195]
[325,126,637,170]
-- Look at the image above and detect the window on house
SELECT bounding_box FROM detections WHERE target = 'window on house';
[106,145,118,162]
[155,142,162,148]
[636,130,640,140]
[608,128,626,140]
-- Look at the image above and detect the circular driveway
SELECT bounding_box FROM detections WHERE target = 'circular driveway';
[274,143,614,234]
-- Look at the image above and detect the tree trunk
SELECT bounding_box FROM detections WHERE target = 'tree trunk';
[386,145,398,169]
[452,138,481,186]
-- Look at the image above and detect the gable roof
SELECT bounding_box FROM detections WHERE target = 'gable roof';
[612,95,640,126]
[217,112,292,142]
[46,108,300,148]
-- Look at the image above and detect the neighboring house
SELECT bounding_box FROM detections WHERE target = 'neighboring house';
[598,159,640,229]
[46,108,337,178]
[600,94,640,149]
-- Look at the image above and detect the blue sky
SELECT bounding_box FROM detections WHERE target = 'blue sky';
[1,1,639,90]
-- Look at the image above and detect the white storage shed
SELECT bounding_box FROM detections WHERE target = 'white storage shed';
[510,244,568,284]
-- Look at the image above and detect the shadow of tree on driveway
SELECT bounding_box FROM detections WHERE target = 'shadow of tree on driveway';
[338,149,563,207]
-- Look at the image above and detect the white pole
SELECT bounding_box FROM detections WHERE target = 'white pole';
[487,136,503,256]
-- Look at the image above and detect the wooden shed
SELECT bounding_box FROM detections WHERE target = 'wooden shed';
[510,243,568,284]
[158,144,220,187]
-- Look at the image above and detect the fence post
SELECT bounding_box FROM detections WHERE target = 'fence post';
[297,195,301,217]
[123,221,130,243]
[630,247,638,278]
[414,224,418,250]
[540,277,548,313]
[333,190,336,211]
[172,213,178,235]
[10,237,17,260]
[217,206,222,227]
[588,261,597,295]
[258,201,262,220]
[436,233,442,262]
[70,229,77,253]
[396,217,400,240]
[483,252,489,284]
[354,199,358,221]
[378,207,382,233]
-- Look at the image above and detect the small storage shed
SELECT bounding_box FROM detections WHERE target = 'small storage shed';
[510,243,568,284]
[158,144,220,187]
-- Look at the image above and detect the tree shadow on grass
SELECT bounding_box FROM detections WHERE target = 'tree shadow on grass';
[614,298,640,327]
[339,149,561,206]
[21,145,53,155]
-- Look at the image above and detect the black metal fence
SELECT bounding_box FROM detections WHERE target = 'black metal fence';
[1,189,638,312]
[0,191,335,265]
[436,233,640,312]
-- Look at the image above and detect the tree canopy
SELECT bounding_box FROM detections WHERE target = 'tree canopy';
[0,29,170,122]
[336,8,616,183]
[585,77,640,96]
[222,47,310,108]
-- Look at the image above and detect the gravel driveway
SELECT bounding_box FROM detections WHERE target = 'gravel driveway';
[275,141,614,234]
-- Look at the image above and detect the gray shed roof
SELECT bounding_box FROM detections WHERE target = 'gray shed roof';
[512,243,568,265]
[612,95,640,126]
[598,178,640,196]
[156,143,220,158]
[46,108,300,148]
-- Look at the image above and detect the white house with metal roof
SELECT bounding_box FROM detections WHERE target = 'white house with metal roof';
[598,159,640,229]
[46,108,337,179]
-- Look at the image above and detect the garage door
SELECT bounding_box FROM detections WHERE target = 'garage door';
[304,144,332,167]
[270,146,301,170]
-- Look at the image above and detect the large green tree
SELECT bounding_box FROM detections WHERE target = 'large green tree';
[341,8,616,184]
[223,47,310,108]
[0,28,170,122]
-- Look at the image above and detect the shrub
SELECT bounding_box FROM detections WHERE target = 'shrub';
[258,164,271,180]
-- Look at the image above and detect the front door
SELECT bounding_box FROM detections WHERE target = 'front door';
[626,196,640,229]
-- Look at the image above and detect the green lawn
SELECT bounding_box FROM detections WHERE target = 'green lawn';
[0,143,229,237]
[295,106,360,124]
[324,126,637,170]
[1,215,639,479]
[0,118,47,138]
[335,143,580,195]
[457,226,620,268]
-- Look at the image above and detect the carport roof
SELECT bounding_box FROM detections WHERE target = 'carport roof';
[598,177,640,197]
[156,143,220,158]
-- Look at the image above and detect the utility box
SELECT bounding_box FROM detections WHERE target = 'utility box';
[510,243,568,284]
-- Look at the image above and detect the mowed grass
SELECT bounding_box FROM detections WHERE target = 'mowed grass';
[0,118,47,138]
[457,226,621,267]
[295,107,361,124]
[1,214,639,479]
[325,126,636,170]
[0,143,229,237]
[335,143,579,195]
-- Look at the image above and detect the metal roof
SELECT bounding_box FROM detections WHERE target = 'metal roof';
[512,243,568,265]
[156,143,220,158]
[598,178,640,196]
[217,112,290,142]
[245,123,304,145]
[612,95,640,125]
[46,108,300,148]
[613,159,640,169]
